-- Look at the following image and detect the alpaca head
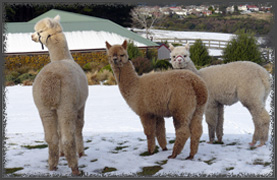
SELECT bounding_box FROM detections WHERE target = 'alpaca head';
[105,40,129,68]
[31,15,63,48]
[169,43,191,69]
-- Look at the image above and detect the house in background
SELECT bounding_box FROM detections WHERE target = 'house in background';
[5,9,158,53]
[158,44,171,60]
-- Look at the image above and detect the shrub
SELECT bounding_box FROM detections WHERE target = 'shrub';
[190,39,211,66]
[82,62,92,72]
[223,31,264,64]
[127,41,143,59]
[131,57,153,75]
[153,59,172,71]
[100,64,113,73]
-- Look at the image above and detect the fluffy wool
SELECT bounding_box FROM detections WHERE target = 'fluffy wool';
[106,40,208,159]
[31,15,88,175]
[169,43,271,147]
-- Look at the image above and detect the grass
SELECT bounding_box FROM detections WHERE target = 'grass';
[22,144,48,149]
[137,166,163,176]
[204,157,216,165]
[253,159,271,167]
[169,139,175,144]
[226,167,235,171]
[102,167,117,173]
[5,167,24,174]
[139,146,159,156]
[90,159,98,163]
[114,146,129,151]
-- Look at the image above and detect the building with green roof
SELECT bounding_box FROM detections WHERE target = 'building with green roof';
[5,9,158,53]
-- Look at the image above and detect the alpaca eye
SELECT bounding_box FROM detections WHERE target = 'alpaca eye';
[120,54,125,57]
[172,56,175,58]
[184,55,187,58]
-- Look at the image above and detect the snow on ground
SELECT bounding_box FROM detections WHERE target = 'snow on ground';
[4,85,273,177]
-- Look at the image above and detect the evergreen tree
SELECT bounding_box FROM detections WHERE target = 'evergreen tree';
[190,39,211,66]
[223,31,263,64]
[127,41,142,59]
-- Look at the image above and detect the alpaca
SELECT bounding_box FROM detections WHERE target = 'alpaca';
[31,15,88,175]
[106,40,208,159]
[169,43,271,147]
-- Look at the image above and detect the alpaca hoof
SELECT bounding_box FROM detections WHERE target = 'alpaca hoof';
[185,155,194,160]
[49,166,58,171]
[162,147,168,151]
[207,141,213,144]
[168,154,177,159]
[72,168,80,176]
[256,143,265,147]
[79,152,87,158]
[249,142,256,147]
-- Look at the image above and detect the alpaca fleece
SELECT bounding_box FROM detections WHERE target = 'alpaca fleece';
[106,40,208,159]
[169,43,271,147]
[31,15,88,175]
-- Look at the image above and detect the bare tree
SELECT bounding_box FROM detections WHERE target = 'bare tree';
[131,6,164,40]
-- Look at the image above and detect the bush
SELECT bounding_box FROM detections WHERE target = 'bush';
[223,31,264,64]
[190,39,211,66]
[82,62,92,72]
[127,41,143,59]
[153,59,172,71]
[131,57,153,75]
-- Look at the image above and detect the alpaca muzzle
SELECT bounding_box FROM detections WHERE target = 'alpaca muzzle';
[37,32,51,50]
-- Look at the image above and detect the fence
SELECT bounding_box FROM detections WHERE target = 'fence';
[153,37,229,50]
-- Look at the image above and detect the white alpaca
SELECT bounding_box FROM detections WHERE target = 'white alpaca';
[31,15,88,175]
[169,43,271,147]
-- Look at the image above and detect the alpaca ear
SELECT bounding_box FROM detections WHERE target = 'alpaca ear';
[169,43,174,51]
[53,15,60,22]
[106,41,112,50]
[122,40,128,50]
[185,42,190,50]
[46,18,54,28]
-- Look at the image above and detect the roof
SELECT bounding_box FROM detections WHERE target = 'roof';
[28,9,105,23]
[5,9,158,51]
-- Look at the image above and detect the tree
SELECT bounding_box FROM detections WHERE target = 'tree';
[190,39,211,66]
[130,6,164,39]
[223,31,264,64]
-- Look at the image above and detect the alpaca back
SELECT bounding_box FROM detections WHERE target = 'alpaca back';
[33,59,88,110]
[199,61,270,104]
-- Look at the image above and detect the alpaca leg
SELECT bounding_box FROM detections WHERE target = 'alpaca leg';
[155,117,167,151]
[216,104,224,143]
[169,115,191,159]
[186,105,204,160]
[76,106,85,157]
[140,114,156,154]
[205,104,219,143]
[40,109,59,171]
[57,125,64,157]
[57,109,79,175]
[248,107,270,147]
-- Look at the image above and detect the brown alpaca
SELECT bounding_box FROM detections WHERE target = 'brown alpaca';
[31,15,88,175]
[105,40,208,159]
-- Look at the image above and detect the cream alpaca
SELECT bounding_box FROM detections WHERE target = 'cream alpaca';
[169,43,271,147]
[31,15,88,175]
[106,40,208,159]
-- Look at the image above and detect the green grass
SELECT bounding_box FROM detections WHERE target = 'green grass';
[155,160,168,166]
[169,139,175,144]
[90,159,98,163]
[22,144,48,149]
[204,157,216,165]
[137,166,163,176]
[5,167,24,174]
[139,146,159,156]
[226,167,234,171]
[102,167,117,173]
[114,146,129,151]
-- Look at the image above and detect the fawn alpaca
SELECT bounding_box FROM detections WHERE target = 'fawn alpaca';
[169,43,271,147]
[31,15,88,175]
[106,40,208,159]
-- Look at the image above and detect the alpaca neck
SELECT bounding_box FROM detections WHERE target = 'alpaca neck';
[186,60,200,75]
[46,33,73,61]
[113,61,139,100]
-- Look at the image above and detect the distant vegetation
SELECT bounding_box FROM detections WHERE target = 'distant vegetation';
[156,13,273,35]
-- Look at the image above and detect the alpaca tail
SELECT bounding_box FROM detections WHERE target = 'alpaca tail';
[41,72,61,109]
[191,76,208,106]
